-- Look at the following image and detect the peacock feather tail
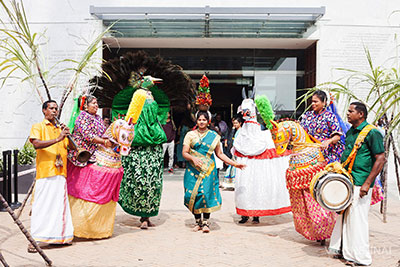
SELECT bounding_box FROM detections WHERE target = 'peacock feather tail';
[90,51,195,111]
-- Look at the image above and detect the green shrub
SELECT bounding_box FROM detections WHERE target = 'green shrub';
[18,142,36,165]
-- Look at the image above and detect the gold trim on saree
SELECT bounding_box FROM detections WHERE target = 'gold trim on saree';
[193,204,221,214]
[187,149,215,212]
[187,131,220,213]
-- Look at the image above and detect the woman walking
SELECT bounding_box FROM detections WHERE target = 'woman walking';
[182,111,246,233]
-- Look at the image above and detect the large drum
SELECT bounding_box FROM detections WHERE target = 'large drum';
[310,172,353,212]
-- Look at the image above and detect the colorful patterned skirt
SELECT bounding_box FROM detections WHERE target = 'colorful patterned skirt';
[286,163,337,240]
[289,189,337,240]
[68,196,116,239]
[67,161,123,239]
[119,145,164,217]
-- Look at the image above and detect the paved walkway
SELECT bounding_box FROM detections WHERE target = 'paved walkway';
[1,169,399,266]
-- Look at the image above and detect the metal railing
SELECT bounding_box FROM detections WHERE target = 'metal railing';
[0,150,21,211]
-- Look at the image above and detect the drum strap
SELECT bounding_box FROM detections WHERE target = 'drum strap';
[342,124,376,174]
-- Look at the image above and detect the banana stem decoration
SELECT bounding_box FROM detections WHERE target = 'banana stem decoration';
[125,89,147,125]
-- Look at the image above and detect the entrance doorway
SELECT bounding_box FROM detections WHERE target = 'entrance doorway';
[103,47,315,125]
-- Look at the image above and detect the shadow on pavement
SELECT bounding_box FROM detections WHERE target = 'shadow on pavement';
[115,212,170,234]
[301,241,331,258]
[230,212,293,226]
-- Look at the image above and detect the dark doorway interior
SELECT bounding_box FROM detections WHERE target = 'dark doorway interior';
[103,46,316,124]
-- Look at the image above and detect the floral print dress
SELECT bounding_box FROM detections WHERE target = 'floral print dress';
[300,109,345,163]
[68,111,106,167]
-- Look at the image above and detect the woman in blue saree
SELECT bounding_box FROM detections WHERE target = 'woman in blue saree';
[182,111,246,233]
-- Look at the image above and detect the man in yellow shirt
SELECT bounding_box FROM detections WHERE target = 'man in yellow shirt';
[28,100,74,253]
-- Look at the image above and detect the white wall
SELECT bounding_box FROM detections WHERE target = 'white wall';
[0,0,399,150]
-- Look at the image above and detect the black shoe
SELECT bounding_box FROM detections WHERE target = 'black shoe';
[252,217,260,224]
[333,254,344,259]
[238,216,249,224]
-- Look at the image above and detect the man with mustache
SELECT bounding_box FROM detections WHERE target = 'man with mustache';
[329,102,385,266]
[28,100,74,252]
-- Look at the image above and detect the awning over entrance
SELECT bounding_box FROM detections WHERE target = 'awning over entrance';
[90,6,325,38]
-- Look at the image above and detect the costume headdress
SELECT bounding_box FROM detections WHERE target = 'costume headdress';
[67,94,95,132]
[255,95,275,130]
[195,74,212,111]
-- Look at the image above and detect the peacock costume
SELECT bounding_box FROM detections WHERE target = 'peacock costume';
[91,51,195,220]
[115,81,168,217]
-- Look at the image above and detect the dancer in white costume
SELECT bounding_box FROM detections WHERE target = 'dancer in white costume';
[233,89,291,223]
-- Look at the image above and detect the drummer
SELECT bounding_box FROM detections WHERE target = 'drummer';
[328,102,385,266]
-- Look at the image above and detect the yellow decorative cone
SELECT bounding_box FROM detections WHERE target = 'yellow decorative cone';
[125,89,147,124]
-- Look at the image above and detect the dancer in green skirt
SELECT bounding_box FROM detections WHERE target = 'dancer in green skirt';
[117,88,167,229]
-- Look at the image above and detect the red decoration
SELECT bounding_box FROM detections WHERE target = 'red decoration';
[80,96,86,111]
[199,75,209,89]
[195,74,212,108]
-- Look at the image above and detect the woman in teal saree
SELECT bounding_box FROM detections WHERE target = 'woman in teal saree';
[182,111,246,233]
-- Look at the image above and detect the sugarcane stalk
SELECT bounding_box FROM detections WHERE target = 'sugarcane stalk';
[0,193,52,266]
[381,134,391,223]
[33,56,51,101]
[390,134,400,196]
[15,180,35,219]
[0,250,10,267]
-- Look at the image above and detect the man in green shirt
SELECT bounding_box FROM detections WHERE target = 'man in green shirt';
[329,102,385,266]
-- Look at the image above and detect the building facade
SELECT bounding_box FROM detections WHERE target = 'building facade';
[0,0,399,150]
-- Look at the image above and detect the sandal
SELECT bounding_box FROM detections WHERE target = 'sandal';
[202,221,210,233]
[146,219,155,227]
[27,244,37,253]
[140,220,148,229]
[192,224,202,232]
[193,219,202,232]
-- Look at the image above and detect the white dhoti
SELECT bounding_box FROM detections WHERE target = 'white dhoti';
[329,186,372,265]
[31,175,74,244]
